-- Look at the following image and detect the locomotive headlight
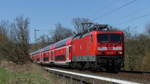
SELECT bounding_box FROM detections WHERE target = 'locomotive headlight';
[118,51,123,54]
[97,47,107,51]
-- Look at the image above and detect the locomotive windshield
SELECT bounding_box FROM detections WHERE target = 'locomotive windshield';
[97,34,122,43]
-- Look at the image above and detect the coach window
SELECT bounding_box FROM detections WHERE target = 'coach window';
[55,55,65,61]
[44,57,49,61]
[82,33,90,38]
[55,40,66,48]
[37,58,40,61]
[73,35,80,40]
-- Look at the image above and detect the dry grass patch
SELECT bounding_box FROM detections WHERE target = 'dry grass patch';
[0,60,67,84]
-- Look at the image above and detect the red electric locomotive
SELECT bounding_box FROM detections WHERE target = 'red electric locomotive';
[30,24,124,72]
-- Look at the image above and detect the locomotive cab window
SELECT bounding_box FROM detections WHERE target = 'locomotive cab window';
[97,34,109,42]
[97,34,122,43]
[110,34,122,42]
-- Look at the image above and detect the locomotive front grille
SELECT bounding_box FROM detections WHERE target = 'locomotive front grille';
[96,55,123,65]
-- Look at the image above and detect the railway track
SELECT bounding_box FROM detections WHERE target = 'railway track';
[121,70,150,74]
[44,66,150,84]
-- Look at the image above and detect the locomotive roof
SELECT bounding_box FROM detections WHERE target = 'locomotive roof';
[95,30,124,33]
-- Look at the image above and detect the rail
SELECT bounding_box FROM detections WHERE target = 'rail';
[45,68,142,84]
[121,70,150,74]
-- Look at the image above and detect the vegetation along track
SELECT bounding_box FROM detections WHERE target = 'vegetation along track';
[44,66,150,84]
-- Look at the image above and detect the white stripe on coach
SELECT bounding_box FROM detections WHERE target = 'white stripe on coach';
[45,68,142,84]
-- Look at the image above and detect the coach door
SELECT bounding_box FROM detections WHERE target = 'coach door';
[40,51,43,63]
[51,51,54,62]
[66,46,71,62]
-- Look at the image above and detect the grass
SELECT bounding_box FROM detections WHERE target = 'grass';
[0,60,68,84]
[0,68,12,84]
[0,67,53,84]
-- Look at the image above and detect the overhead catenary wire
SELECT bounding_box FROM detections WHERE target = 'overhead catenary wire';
[116,12,150,26]
[117,6,150,21]
[92,0,137,21]
[88,0,122,19]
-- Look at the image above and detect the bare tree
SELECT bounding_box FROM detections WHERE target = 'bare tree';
[0,16,30,64]
[31,23,73,51]
[0,21,8,41]
[37,35,50,47]
[145,24,150,36]
[0,21,9,60]
[14,16,30,63]
[72,17,92,33]
[51,23,73,42]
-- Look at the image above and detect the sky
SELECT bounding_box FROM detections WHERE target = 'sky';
[0,0,149,43]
